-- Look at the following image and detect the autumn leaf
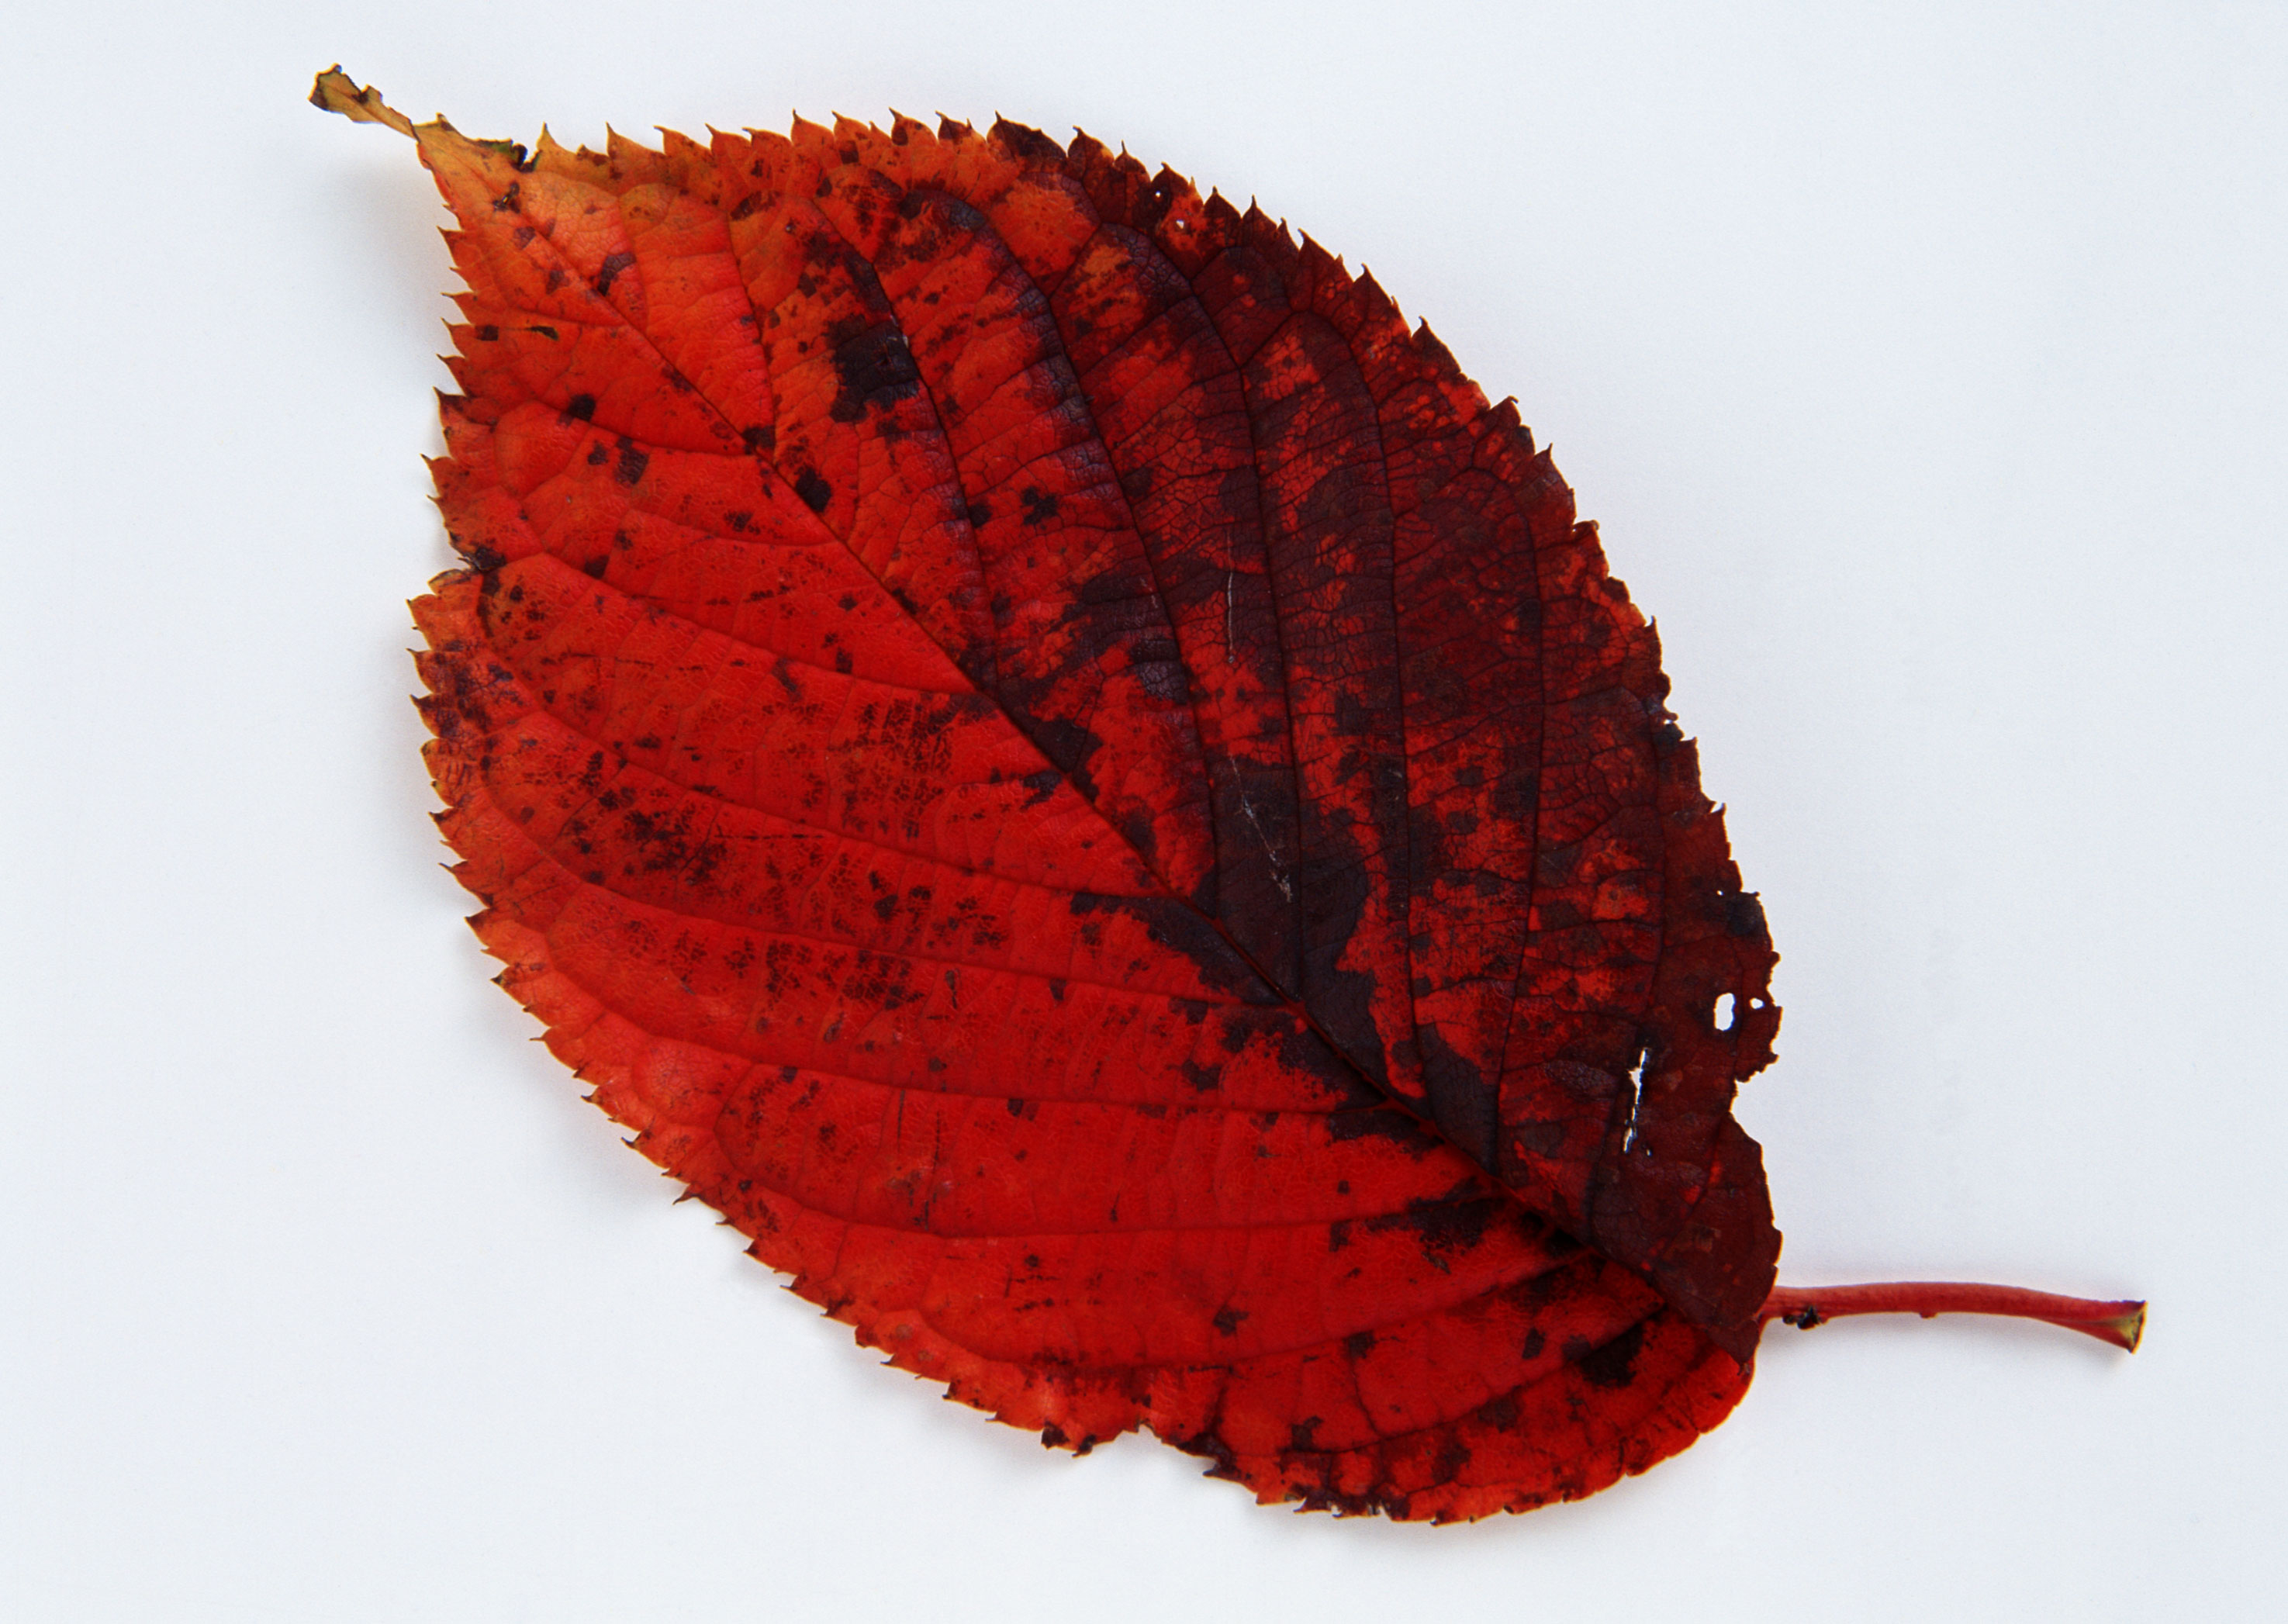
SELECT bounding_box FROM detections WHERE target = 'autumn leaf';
[315,69,2142,1521]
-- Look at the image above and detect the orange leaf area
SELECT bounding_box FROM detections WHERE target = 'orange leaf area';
[322,68,1783,1519]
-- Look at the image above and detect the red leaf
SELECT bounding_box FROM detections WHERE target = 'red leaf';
[316,71,2141,1521]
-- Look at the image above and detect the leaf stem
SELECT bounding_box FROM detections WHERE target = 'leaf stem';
[1759,1282,2145,1352]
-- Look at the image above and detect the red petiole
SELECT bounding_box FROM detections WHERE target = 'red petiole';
[1760,1283,2146,1352]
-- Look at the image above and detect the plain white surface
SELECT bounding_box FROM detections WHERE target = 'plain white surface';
[5,2,2283,1619]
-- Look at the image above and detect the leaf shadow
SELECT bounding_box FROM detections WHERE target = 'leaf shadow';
[1753,1311,2141,1369]
[320,149,461,387]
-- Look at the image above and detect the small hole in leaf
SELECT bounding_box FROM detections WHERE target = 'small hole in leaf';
[1713,993,1736,1032]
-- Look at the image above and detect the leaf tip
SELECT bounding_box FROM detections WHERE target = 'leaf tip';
[309,66,415,138]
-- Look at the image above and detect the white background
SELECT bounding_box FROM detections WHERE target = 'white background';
[5,3,2282,1619]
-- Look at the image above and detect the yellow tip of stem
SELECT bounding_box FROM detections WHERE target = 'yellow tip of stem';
[310,66,415,138]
